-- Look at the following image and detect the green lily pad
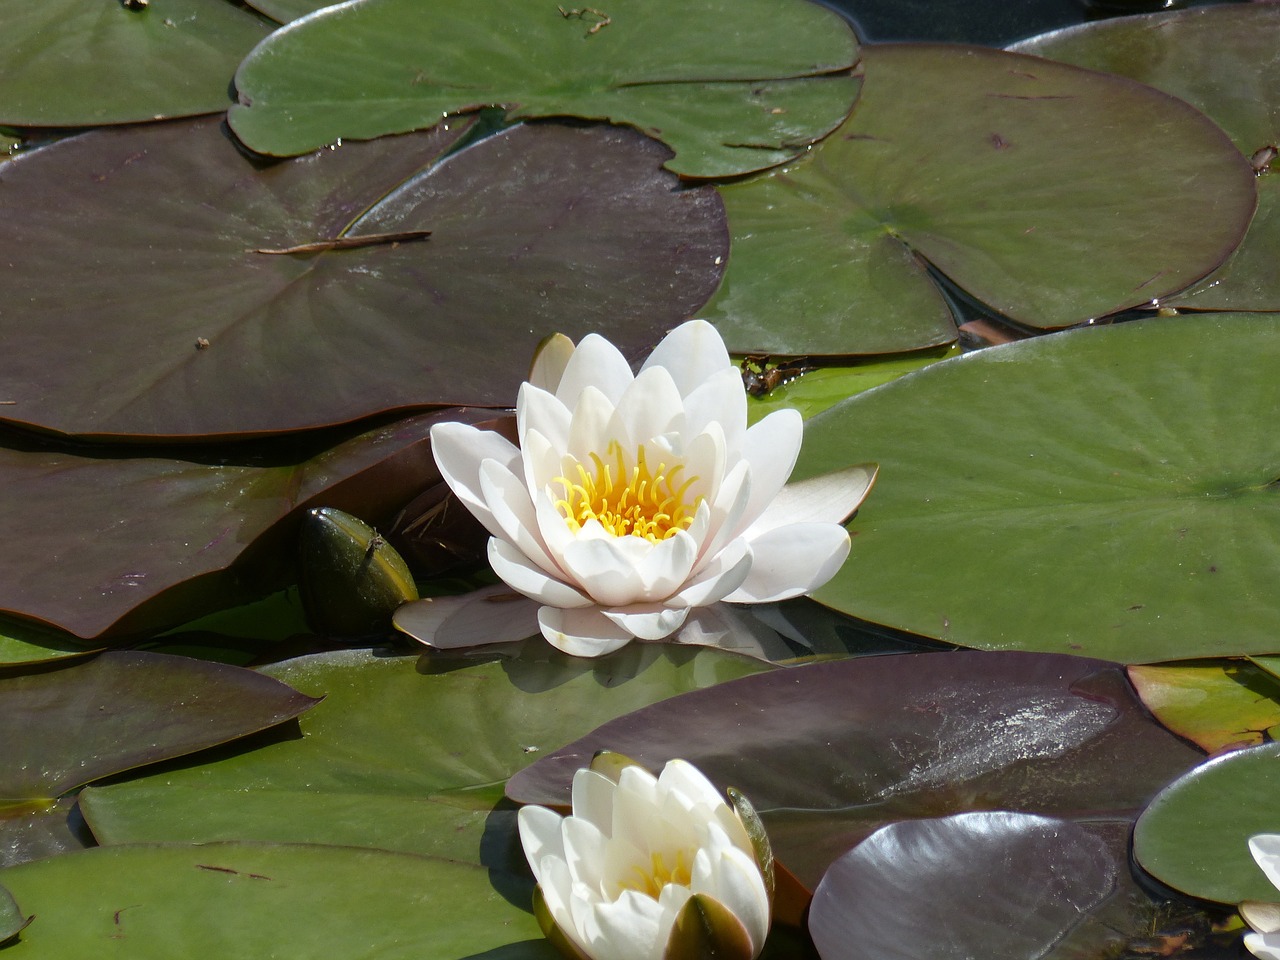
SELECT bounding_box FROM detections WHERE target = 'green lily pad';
[0,842,551,958]
[0,0,270,127]
[227,0,861,177]
[0,116,727,439]
[1011,5,1280,313]
[704,42,1255,353]
[508,650,1201,887]
[1127,660,1280,754]
[808,313,1280,663]
[244,0,335,22]
[0,408,491,639]
[0,620,95,665]
[1133,741,1280,904]
[80,644,769,859]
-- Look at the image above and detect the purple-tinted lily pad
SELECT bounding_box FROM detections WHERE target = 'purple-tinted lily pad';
[0,116,727,439]
[0,408,492,639]
[0,649,318,865]
[507,651,1202,886]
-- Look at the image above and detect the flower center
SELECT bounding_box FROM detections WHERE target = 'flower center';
[554,441,700,542]
[619,848,694,899]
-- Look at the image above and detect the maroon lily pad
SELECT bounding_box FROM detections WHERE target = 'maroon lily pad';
[0,408,492,640]
[506,651,1202,886]
[0,117,727,439]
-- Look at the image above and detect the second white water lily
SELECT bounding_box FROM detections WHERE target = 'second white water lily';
[430,319,875,656]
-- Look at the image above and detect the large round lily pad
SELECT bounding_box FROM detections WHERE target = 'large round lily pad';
[0,116,727,438]
[807,312,1280,662]
[0,0,270,127]
[703,42,1255,353]
[0,842,549,958]
[226,0,861,177]
[1133,742,1280,904]
[0,409,491,639]
[1011,5,1280,313]
[507,650,1201,886]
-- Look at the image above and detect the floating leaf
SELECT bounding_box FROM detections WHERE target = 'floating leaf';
[1127,660,1280,754]
[0,842,550,958]
[704,43,1255,353]
[0,117,726,438]
[507,651,1201,886]
[80,644,769,858]
[243,0,336,21]
[1133,742,1280,904]
[227,0,861,177]
[808,814,1117,960]
[0,0,270,126]
[808,313,1280,663]
[1011,5,1280,312]
[0,408,491,639]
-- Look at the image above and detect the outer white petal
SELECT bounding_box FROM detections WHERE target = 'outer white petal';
[560,536,652,606]
[539,606,635,658]
[695,460,752,569]
[639,319,732,398]
[571,768,617,837]
[723,522,851,604]
[603,604,689,641]
[556,333,635,406]
[668,538,752,608]
[609,366,686,451]
[1253,836,1280,892]
[478,459,558,573]
[538,856,587,953]
[529,332,576,393]
[681,366,748,456]
[524,427,568,500]
[744,464,878,538]
[518,805,567,884]
[562,812,611,895]
[429,421,521,536]
[1246,932,1280,960]
[634,530,698,600]
[659,759,729,815]
[691,840,771,952]
[734,409,804,534]
[567,385,618,466]
[590,890,667,960]
[489,539,594,609]
[518,383,572,459]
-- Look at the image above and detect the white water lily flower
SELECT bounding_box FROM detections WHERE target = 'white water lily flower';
[430,319,875,657]
[1243,835,1280,960]
[519,758,772,960]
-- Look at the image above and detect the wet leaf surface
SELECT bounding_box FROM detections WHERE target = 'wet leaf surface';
[0,408,491,639]
[507,650,1202,887]
[227,0,860,177]
[0,117,726,438]
[808,313,1280,662]
[0,0,270,127]
[704,43,1255,353]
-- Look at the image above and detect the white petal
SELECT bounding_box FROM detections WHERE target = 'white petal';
[478,459,558,573]
[668,538,752,607]
[681,366,747,456]
[745,464,878,538]
[680,423,728,515]
[735,409,804,532]
[571,768,617,837]
[609,366,685,451]
[518,805,567,883]
[522,428,565,501]
[567,385,618,465]
[557,333,635,407]
[538,856,586,950]
[590,890,667,960]
[640,319,732,398]
[560,536,652,607]
[489,539,594,608]
[562,812,611,895]
[692,843,771,952]
[723,522,851,603]
[430,421,521,536]
[1246,932,1280,960]
[392,586,540,649]
[659,759,727,813]
[535,488,579,568]
[634,530,698,600]
[518,383,572,461]
[529,332,576,393]
[1252,836,1280,892]
[604,604,690,641]
[1243,902,1280,936]
[539,606,635,658]
[695,460,752,568]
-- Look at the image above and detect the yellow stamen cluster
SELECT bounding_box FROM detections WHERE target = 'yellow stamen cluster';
[621,849,694,899]
[554,441,700,542]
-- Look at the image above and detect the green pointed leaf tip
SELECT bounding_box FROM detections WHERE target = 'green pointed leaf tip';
[664,893,755,960]
[298,506,418,637]
[807,313,1280,663]
[727,787,775,899]
[707,42,1255,346]
[227,0,860,177]
[0,0,271,126]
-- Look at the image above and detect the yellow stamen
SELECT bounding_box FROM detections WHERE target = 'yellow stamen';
[553,441,700,542]
[620,849,694,899]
